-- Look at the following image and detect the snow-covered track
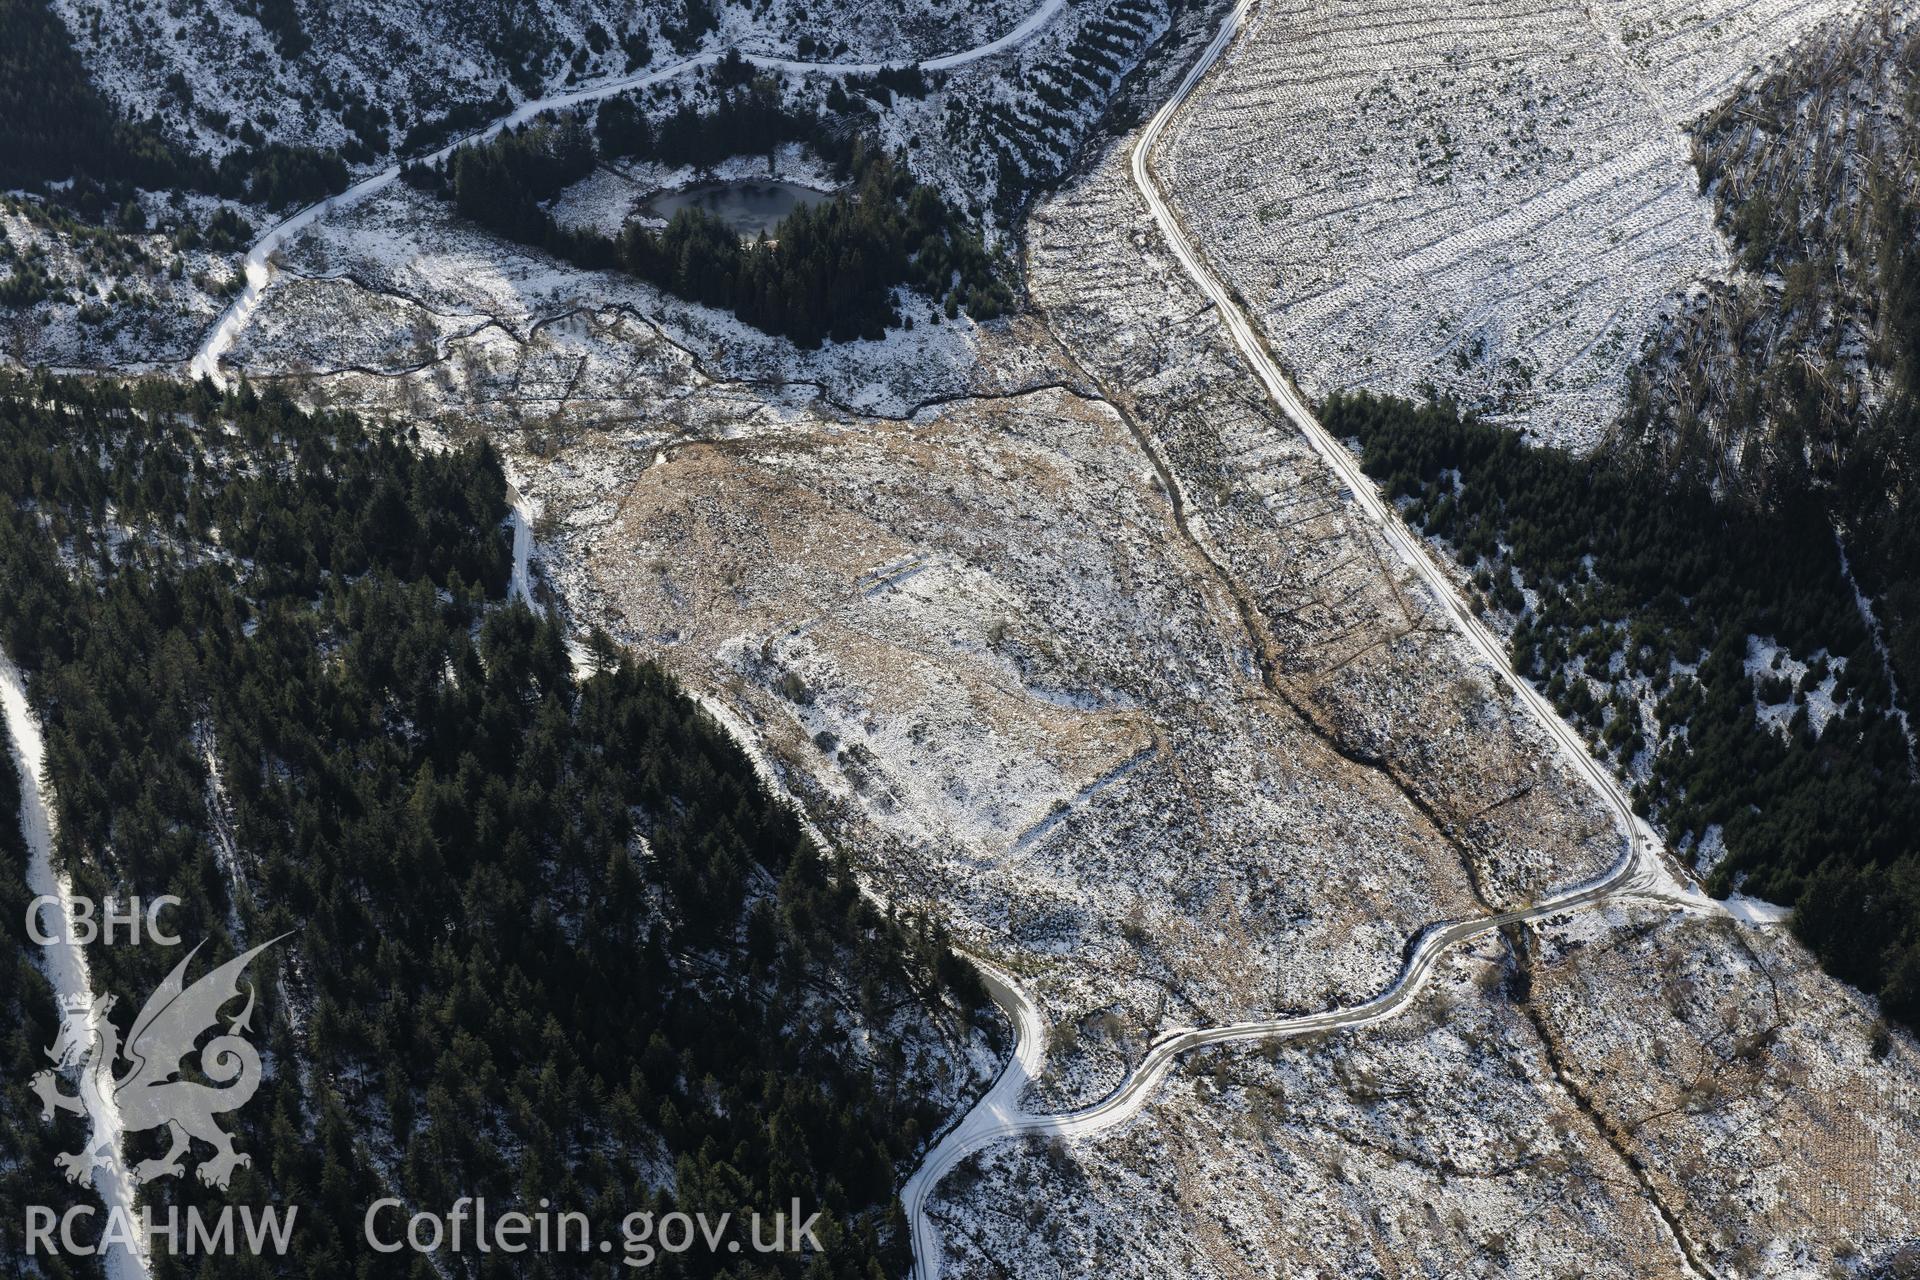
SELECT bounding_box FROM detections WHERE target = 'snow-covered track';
[2,652,148,1280]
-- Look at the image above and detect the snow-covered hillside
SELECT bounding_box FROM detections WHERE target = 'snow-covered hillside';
[222,10,1636,1137]
[50,0,1036,163]
[16,0,1919,1273]
[878,0,1183,218]
[1152,0,1857,450]
[946,25,1920,1268]
[0,193,241,369]
[934,911,1920,1278]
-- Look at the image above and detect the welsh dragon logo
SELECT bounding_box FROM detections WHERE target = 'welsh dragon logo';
[33,937,284,1191]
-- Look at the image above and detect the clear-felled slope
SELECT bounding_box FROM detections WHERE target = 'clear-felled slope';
[1152,0,1852,450]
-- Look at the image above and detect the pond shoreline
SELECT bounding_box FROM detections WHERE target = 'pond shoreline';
[639,177,836,238]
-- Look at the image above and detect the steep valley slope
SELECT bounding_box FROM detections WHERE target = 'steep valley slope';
[8,0,1920,1275]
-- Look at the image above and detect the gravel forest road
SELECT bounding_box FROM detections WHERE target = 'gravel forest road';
[902,1,1771,1275]
[173,0,1773,1271]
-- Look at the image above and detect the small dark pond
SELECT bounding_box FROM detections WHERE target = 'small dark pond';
[642,180,833,237]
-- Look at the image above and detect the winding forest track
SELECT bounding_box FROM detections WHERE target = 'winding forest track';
[187,0,1074,388]
[902,1,1768,1276]
[2,652,148,1280]
[176,0,1774,1271]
